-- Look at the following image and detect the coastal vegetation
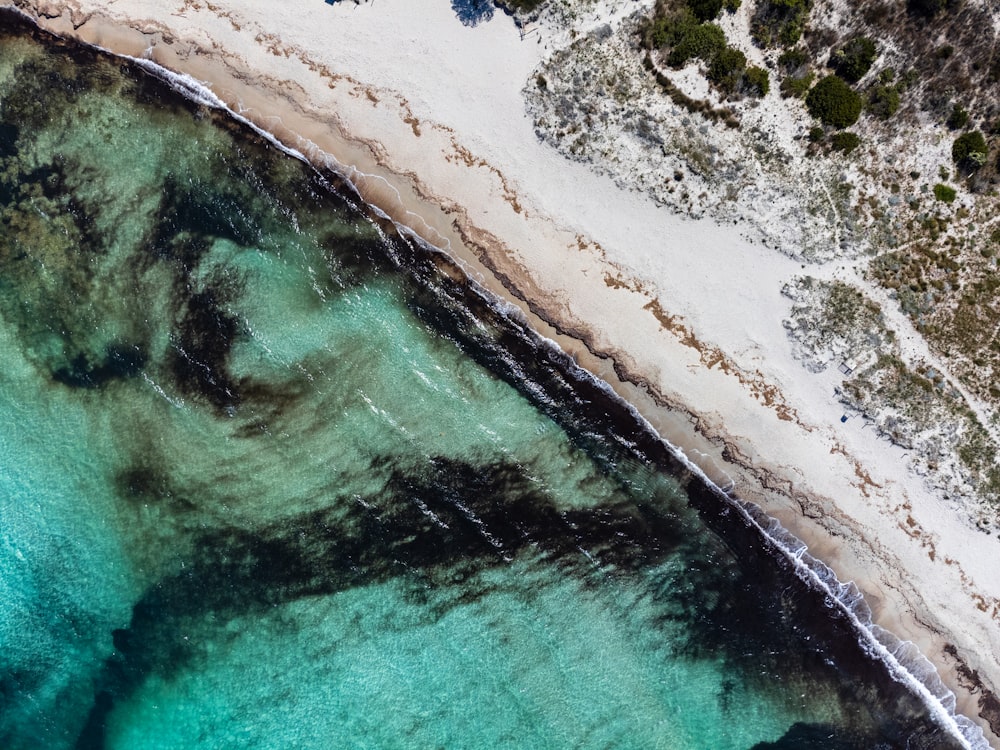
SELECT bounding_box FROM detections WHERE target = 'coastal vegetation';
[952,131,988,170]
[933,183,957,203]
[829,36,877,83]
[866,82,900,120]
[523,0,1000,521]
[498,0,545,11]
[751,0,811,47]
[643,0,767,100]
[805,75,862,128]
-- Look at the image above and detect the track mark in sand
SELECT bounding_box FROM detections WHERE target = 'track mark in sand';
[643,298,802,425]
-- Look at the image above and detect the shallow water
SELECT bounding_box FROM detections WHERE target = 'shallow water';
[0,13,972,749]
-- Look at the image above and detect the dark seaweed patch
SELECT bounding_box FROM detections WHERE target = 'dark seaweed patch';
[53,343,145,389]
[114,466,197,513]
[168,288,241,410]
[750,722,872,749]
[157,178,259,249]
[78,452,950,749]
[0,122,18,158]
[77,454,690,746]
[0,51,104,132]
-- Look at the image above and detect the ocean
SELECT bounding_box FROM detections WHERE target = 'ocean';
[0,11,985,749]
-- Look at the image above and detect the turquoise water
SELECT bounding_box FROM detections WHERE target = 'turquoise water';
[0,14,970,749]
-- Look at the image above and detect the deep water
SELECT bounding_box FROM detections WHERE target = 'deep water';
[0,12,971,749]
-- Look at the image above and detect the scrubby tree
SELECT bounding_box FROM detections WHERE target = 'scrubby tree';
[751,0,811,48]
[806,75,863,128]
[781,71,814,98]
[688,0,723,22]
[778,47,808,73]
[946,103,969,130]
[830,131,861,153]
[831,37,878,82]
[952,131,988,170]
[708,46,747,93]
[908,0,956,17]
[666,21,727,67]
[867,84,900,119]
[933,183,957,202]
[743,66,770,97]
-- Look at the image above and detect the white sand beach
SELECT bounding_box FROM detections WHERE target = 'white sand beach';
[10,0,1000,744]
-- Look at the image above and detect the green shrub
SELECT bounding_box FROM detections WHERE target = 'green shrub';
[743,66,770,97]
[645,9,698,49]
[831,37,878,82]
[933,183,956,202]
[504,0,545,9]
[723,0,741,10]
[666,21,727,67]
[707,46,747,93]
[781,71,814,98]
[909,0,956,17]
[778,20,804,46]
[946,103,969,130]
[867,84,900,119]
[806,75,863,128]
[751,0,811,48]
[808,125,825,143]
[897,69,919,91]
[830,131,861,153]
[778,47,808,72]
[952,131,988,169]
[687,0,723,22]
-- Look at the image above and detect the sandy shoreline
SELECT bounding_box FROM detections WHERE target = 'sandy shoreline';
[8,0,1000,744]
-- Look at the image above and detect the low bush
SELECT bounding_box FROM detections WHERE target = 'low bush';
[830,131,861,153]
[645,8,696,49]
[806,75,863,128]
[743,66,770,97]
[867,84,900,119]
[831,37,878,82]
[909,0,957,17]
[777,47,808,72]
[946,103,969,130]
[781,71,814,98]
[952,131,988,169]
[668,21,727,66]
[688,0,723,22]
[502,0,545,10]
[751,0,810,48]
[933,183,956,202]
[707,46,747,93]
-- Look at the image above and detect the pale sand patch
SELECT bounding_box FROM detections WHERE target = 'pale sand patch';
[8,0,1000,744]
